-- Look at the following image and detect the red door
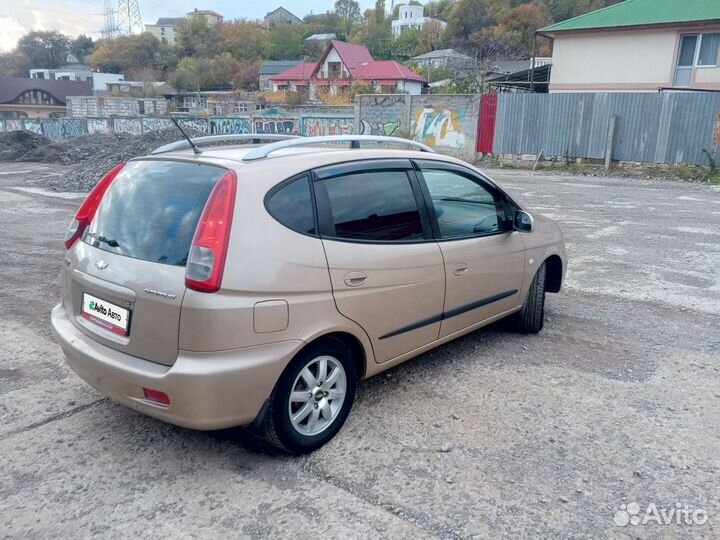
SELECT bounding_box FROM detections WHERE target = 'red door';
[477,93,498,154]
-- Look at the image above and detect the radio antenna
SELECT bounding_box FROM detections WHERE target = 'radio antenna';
[170,117,202,155]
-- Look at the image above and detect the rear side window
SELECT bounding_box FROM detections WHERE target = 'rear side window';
[320,171,424,241]
[83,160,225,265]
[266,176,316,235]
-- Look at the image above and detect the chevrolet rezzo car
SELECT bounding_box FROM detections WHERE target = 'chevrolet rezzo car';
[51,134,566,453]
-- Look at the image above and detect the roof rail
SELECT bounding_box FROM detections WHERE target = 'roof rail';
[242,135,436,161]
[150,134,299,155]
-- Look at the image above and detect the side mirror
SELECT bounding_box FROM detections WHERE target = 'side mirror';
[513,210,534,233]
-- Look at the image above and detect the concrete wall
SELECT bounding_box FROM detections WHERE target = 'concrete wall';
[67,97,168,117]
[0,105,355,140]
[354,94,481,160]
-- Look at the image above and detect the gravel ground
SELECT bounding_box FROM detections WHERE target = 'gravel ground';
[0,163,718,539]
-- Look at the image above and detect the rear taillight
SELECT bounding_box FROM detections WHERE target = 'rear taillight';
[185,169,237,293]
[64,163,126,249]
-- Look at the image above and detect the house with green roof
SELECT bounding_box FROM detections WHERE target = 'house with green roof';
[538,0,720,92]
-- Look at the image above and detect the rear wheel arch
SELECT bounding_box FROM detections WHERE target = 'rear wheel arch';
[544,255,563,293]
[306,332,367,380]
[262,332,362,453]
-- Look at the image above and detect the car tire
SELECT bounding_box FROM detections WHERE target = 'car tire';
[264,338,357,454]
[513,262,547,333]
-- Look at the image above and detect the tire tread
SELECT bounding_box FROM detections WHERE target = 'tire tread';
[514,262,546,333]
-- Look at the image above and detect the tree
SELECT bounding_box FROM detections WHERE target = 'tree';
[445,0,498,47]
[335,0,361,34]
[392,28,422,60]
[351,1,392,59]
[424,0,456,22]
[374,0,387,24]
[89,33,174,76]
[417,19,445,55]
[174,16,219,58]
[70,35,95,62]
[171,56,211,90]
[0,52,30,77]
[269,23,306,60]
[497,4,548,53]
[218,21,271,63]
[235,60,261,90]
[209,52,242,88]
[17,31,70,68]
[467,26,526,88]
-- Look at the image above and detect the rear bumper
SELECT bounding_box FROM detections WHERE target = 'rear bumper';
[51,304,303,430]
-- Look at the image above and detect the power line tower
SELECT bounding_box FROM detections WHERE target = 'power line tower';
[117,0,143,35]
[101,0,120,38]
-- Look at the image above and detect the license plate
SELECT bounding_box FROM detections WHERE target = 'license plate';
[82,293,130,336]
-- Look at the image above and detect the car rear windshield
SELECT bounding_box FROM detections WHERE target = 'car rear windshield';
[83,160,225,266]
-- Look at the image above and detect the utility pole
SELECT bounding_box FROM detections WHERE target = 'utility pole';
[101,0,120,38]
[530,33,537,93]
[117,0,143,35]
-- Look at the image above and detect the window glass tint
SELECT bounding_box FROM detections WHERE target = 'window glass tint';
[422,169,501,238]
[267,176,316,235]
[83,160,224,265]
[322,171,423,241]
[699,33,720,66]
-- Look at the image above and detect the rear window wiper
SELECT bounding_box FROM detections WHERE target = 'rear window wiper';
[86,232,120,248]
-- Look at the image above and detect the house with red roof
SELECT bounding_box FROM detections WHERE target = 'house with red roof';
[270,40,426,98]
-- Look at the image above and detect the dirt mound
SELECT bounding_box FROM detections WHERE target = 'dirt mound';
[0,131,62,162]
[37,128,208,192]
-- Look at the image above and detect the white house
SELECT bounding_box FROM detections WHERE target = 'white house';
[29,66,124,94]
[391,3,446,38]
[144,17,184,45]
[540,0,720,92]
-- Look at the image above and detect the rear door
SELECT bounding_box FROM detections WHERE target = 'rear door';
[414,160,526,338]
[313,160,445,364]
[63,159,227,366]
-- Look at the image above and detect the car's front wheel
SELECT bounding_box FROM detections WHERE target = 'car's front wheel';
[264,339,357,453]
[513,262,547,333]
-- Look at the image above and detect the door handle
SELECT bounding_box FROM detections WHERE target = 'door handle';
[453,263,469,276]
[343,271,367,287]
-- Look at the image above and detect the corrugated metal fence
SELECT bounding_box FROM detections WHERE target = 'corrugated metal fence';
[493,92,720,165]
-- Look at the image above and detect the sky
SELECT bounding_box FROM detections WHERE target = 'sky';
[0,0,382,52]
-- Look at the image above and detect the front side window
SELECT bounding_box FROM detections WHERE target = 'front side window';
[320,171,424,241]
[421,169,502,238]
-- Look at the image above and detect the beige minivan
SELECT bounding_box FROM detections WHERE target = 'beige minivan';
[51,135,566,453]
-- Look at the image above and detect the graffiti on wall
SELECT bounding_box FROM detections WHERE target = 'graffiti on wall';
[87,118,111,134]
[22,119,43,135]
[210,117,251,135]
[302,117,354,137]
[142,117,174,133]
[178,118,209,133]
[42,119,85,139]
[253,118,298,135]
[413,108,466,149]
[113,118,142,135]
[6,119,22,132]
[360,119,400,137]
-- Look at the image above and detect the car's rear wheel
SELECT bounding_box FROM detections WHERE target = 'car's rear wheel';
[264,339,357,453]
[513,262,547,333]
